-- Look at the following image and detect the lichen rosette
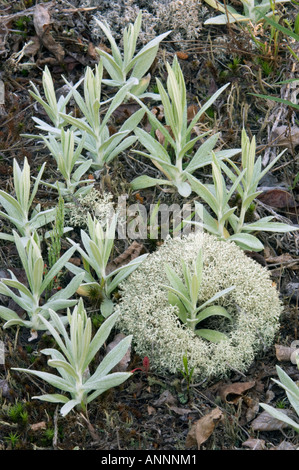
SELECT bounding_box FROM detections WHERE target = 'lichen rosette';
[116,232,282,380]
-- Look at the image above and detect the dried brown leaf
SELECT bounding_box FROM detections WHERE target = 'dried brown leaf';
[30,421,47,432]
[185,407,223,449]
[169,405,193,415]
[218,381,256,404]
[257,189,296,208]
[153,390,177,407]
[106,241,144,274]
[242,438,266,450]
[105,333,131,372]
[33,4,52,36]
[251,409,295,432]
[176,51,189,60]
[272,125,299,150]
[275,344,299,363]
[33,3,64,62]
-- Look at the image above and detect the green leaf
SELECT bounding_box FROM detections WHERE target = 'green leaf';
[195,328,229,343]
[12,368,73,393]
[130,175,174,190]
[100,297,114,318]
[88,335,132,382]
[39,244,78,295]
[194,305,232,325]
[228,232,264,251]
[86,372,132,403]
[31,393,69,404]
[167,291,188,323]
[241,220,299,233]
[196,286,235,312]
[175,180,191,197]
[164,263,190,300]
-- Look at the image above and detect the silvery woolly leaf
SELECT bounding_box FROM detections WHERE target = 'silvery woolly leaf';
[100,297,114,318]
[241,219,299,233]
[86,335,133,384]
[86,372,132,403]
[60,399,82,417]
[11,368,73,393]
[195,305,232,325]
[83,310,120,369]
[31,393,69,404]
[228,232,264,251]
[130,175,173,190]
[176,181,191,198]
[0,306,22,322]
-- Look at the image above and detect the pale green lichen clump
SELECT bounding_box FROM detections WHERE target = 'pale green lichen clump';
[66,188,114,229]
[116,232,282,380]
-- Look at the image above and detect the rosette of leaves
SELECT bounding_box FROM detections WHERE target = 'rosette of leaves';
[203,0,291,25]
[40,129,94,199]
[0,231,84,341]
[66,213,148,318]
[0,158,56,243]
[186,129,298,251]
[95,12,171,98]
[162,248,235,343]
[59,63,145,168]
[25,65,80,138]
[13,299,132,417]
[130,56,240,197]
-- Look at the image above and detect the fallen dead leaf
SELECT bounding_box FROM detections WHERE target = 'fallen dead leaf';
[185,407,223,449]
[257,189,296,208]
[169,405,193,415]
[272,125,299,150]
[243,396,260,423]
[33,3,64,62]
[30,421,47,432]
[217,381,256,404]
[176,51,189,60]
[275,343,299,363]
[251,409,295,432]
[242,438,266,450]
[153,390,177,408]
[106,241,144,274]
[265,253,297,266]
[147,406,156,416]
[271,440,297,450]
[105,333,131,372]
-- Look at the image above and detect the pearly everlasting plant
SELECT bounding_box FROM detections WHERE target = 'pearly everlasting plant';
[41,129,94,199]
[130,56,240,197]
[95,12,171,98]
[66,213,148,318]
[0,158,56,243]
[186,129,298,251]
[13,299,132,417]
[26,65,79,137]
[0,231,84,340]
[162,248,235,343]
[203,0,291,25]
[59,63,145,168]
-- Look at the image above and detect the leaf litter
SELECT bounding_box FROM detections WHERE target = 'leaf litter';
[0,0,298,452]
